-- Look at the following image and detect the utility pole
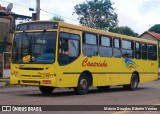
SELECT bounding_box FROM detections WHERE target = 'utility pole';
[36,0,40,20]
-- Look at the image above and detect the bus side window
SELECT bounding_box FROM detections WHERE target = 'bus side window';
[113,38,121,58]
[58,32,80,65]
[135,42,141,59]
[82,33,98,57]
[122,40,134,58]
[99,36,112,57]
[142,43,147,60]
[148,44,157,60]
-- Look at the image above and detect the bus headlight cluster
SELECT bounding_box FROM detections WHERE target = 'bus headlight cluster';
[11,72,18,77]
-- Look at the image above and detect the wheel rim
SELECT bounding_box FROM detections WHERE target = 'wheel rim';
[80,79,88,90]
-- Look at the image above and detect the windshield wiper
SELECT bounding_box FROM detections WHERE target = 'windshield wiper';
[23,30,33,62]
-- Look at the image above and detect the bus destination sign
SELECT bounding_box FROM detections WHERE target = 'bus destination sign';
[16,22,59,31]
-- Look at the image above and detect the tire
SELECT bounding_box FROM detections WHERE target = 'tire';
[97,86,110,91]
[39,86,54,95]
[123,73,139,91]
[74,73,90,95]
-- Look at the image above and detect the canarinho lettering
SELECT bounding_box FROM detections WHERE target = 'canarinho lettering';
[82,58,108,67]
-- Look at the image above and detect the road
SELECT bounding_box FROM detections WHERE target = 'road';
[0,79,160,114]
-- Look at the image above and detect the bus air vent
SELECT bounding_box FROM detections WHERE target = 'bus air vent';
[19,67,44,70]
[22,80,39,84]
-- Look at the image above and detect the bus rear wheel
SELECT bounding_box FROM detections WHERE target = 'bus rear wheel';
[123,73,139,90]
[39,86,54,95]
[74,73,90,95]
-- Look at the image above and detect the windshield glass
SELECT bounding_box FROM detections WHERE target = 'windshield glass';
[12,32,56,64]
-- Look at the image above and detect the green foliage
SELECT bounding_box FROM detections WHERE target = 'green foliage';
[109,26,139,37]
[19,21,23,24]
[74,0,118,30]
[149,24,160,33]
[50,16,64,22]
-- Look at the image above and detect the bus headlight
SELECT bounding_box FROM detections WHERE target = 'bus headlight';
[11,72,18,77]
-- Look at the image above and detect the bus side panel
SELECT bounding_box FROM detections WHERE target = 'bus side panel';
[138,60,158,84]
[109,58,131,85]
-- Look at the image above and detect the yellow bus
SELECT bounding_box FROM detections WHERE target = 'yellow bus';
[10,21,158,95]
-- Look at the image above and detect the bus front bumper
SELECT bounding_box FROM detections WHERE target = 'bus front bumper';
[10,76,57,87]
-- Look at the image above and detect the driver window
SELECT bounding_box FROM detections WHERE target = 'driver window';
[58,32,80,65]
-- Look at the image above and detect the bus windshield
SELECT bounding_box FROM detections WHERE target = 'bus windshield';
[12,31,56,64]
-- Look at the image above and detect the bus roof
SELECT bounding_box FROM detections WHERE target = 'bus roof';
[59,22,157,45]
[18,20,157,45]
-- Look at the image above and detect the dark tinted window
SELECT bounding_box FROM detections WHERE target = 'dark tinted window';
[122,40,134,58]
[142,43,147,60]
[83,33,98,56]
[58,32,80,65]
[99,36,112,57]
[148,44,157,60]
[113,38,121,58]
[135,42,141,59]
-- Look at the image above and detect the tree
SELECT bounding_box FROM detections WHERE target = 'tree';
[74,0,118,30]
[50,16,64,22]
[149,24,160,33]
[19,21,23,24]
[109,26,139,37]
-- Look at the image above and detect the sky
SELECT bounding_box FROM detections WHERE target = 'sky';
[0,0,160,35]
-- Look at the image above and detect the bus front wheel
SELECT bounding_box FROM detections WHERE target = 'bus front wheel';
[123,73,139,90]
[39,86,54,95]
[74,73,90,95]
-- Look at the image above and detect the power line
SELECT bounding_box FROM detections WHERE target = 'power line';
[0,0,30,8]
[0,0,79,22]
[14,0,28,4]
[41,9,78,22]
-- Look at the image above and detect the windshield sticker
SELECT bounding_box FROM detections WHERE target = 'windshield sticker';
[124,58,137,70]
[23,55,31,63]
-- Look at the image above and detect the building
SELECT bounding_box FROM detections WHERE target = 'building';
[139,31,160,44]
[0,4,32,78]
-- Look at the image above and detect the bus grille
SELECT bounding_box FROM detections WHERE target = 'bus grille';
[21,75,42,78]
[19,68,43,70]
[22,80,39,84]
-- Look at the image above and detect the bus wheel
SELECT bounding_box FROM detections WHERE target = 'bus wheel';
[39,86,54,95]
[123,73,139,90]
[74,74,90,95]
[97,86,110,91]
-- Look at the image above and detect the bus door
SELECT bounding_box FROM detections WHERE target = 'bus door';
[55,27,81,87]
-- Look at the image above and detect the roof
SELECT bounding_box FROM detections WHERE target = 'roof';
[139,31,160,40]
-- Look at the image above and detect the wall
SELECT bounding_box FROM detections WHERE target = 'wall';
[140,33,158,42]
